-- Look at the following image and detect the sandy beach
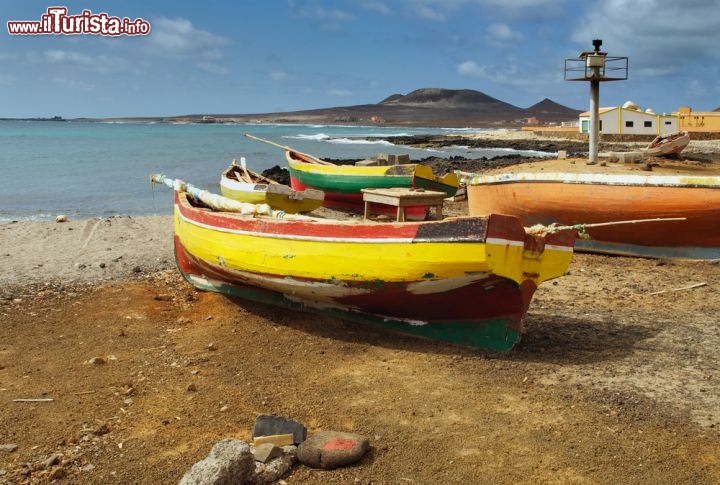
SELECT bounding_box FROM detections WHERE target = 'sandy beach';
[1,131,719,484]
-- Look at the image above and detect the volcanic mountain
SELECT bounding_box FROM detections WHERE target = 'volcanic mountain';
[168,88,582,128]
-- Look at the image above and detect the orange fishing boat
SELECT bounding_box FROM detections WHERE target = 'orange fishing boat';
[464,171,720,260]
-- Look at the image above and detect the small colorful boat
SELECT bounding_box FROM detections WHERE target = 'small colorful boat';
[643,131,690,157]
[220,158,324,214]
[465,171,720,260]
[151,174,576,352]
[245,134,457,219]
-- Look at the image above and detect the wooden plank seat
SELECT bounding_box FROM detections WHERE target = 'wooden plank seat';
[361,187,446,222]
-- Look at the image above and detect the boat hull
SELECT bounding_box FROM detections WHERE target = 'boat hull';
[172,192,575,351]
[466,172,720,260]
[286,150,428,219]
[220,165,324,214]
[644,131,690,157]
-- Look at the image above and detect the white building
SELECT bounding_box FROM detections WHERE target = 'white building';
[579,101,678,135]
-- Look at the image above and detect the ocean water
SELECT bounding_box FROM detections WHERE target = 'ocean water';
[0,121,552,222]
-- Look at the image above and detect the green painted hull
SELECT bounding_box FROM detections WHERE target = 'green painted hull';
[288,168,414,195]
[183,271,521,352]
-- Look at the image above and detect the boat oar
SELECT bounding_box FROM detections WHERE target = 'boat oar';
[244,133,335,165]
[239,156,253,183]
[149,174,312,221]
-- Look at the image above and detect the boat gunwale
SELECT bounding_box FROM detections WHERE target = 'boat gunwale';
[465,171,720,188]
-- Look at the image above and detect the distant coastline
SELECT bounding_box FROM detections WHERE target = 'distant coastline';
[3,88,583,129]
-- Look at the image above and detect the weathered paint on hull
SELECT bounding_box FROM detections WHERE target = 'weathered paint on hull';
[172,192,575,351]
[466,172,720,260]
[175,237,523,350]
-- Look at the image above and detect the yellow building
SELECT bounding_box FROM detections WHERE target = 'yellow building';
[676,107,720,133]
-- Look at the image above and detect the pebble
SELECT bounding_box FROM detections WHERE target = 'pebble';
[179,438,254,485]
[0,444,18,453]
[297,431,370,469]
[44,454,60,468]
[55,215,68,223]
[87,357,106,365]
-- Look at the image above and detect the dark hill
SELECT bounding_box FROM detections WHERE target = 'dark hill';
[166,88,581,128]
[379,94,404,104]
[525,98,582,121]
[381,88,510,108]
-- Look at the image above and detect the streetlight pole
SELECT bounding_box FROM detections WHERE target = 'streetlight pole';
[565,39,628,165]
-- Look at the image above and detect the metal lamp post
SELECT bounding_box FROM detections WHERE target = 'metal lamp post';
[565,39,628,164]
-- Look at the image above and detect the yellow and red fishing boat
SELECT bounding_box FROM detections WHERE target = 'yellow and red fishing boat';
[220,158,324,214]
[151,174,576,352]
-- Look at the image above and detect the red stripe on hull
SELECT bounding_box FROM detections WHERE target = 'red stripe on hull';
[175,192,496,242]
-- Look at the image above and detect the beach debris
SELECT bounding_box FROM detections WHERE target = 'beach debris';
[252,445,297,483]
[0,444,18,453]
[649,282,707,295]
[44,454,60,468]
[207,342,217,351]
[252,415,307,445]
[85,356,106,365]
[55,214,68,223]
[179,438,254,485]
[253,434,294,447]
[607,151,644,164]
[297,431,370,469]
[253,443,282,463]
[12,398,54,403]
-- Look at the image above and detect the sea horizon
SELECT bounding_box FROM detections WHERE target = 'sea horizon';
[0,120,553,223]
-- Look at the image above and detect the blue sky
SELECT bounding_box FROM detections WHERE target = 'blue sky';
[2,0,719,118]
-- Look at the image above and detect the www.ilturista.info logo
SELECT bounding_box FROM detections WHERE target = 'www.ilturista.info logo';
[7,7,150,36]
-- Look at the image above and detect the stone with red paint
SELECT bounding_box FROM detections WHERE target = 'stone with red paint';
[297,431,370,469]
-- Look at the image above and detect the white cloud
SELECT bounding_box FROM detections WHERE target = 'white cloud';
[0,74,14,86]
[487,23,523,41]
[572,1,720,72]
[197,62,230,74]
[328,88,353,97]
[686,79,705,97]
[457,59,556,88]
[288,0,353,30]
[404,0,564,20]
[361,1,392,15]
[415,5,446,20]
[270,70,289,81]
[148,17,230,60]
[457,60,485,77]
[44,50,127,73]
[52,77,95,91]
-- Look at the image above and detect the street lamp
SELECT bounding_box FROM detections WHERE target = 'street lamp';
[565,39,628,164]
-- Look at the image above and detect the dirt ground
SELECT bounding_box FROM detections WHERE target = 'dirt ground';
[1,198,719,484]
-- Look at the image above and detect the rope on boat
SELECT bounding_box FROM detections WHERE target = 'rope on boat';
[526,217,687,239]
